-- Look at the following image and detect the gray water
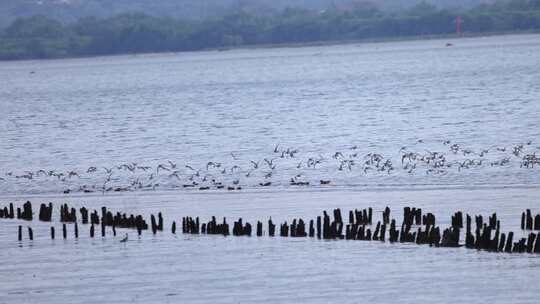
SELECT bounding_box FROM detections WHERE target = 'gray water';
[0,34,540,303]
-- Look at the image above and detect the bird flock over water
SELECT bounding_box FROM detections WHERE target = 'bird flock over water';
[1,139,539,194]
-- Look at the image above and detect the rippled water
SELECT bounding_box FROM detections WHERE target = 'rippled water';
[1,34,540,303]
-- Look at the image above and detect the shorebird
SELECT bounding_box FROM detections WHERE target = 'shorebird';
[250,160,260,169]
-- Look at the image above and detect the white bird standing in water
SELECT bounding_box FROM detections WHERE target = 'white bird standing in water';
[120,233,128,243]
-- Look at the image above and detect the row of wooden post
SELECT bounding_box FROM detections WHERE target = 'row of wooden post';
[521,209,540,230]
[6,201,540,254]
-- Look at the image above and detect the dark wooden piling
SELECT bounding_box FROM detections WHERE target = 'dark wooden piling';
[222,217,230,236]
[526,233,536,253]
[51,227,55,239]
[256,221,263,236]
[365,228,372,241]
[172,221,176,234]
[101,222,106,237]
[245,222,252,236]
[373,222,381,241]
[379,223,386,241]
[63,223,67,239]
[356,225,365,240]
[316,216,321,239]
[158,212,163,231]
[488,213,497,230]
[504,231,513,253]
[534,233,540,253]
[28,227,33,240]
[490,221,500,251]
[389,220,399,243]
[309,219,315,237]
[498,233,506,252]
[415,208,422,225]
[513,238,527,253]
[452,211,463,228]
[535,215,540,230]
[90,224,95,238]
[112,224,117,236]
[9,203,14,219]
[465,214,474,248]
[151,215,157,234]
[75,223,79,238]
[526,209,533,230]
[383,207,390,225]
[522,212,526,230]
[18,225,22,241]
[280,222,289,237]
[404,207,412,226]
[268,218,275,237]
[39,203,53,222]
[80,207,89,224]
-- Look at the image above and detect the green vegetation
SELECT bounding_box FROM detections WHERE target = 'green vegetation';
[1,0,540,60]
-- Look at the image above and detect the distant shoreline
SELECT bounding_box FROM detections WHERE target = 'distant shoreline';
[1,30,539,63]
[222,30,540,51]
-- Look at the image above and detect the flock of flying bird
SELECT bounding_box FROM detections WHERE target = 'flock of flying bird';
[1,140,539,194]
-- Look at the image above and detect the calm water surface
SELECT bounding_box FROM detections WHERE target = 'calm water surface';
[0,34,540,303]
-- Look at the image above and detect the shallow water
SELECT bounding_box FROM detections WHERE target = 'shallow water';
[1,188,540,304]
[0,34,539,194]
[1,34,540,303]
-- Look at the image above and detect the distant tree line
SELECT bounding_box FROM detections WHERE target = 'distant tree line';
[1,0,540,60]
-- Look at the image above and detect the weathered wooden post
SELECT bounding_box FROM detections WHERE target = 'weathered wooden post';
[18,225,22,241]
[151,215,157,234]
[51,227,55,239]
[256,221,263,236]
[526,233,536,253]
[373,222,381,241]
[465,214,474,248]
[316,216,321,239]
[75,223,79,238]
[80,207,88,224]
[383,207,390,225]
[28,227,33,240]
[101,221,106,237]
[172,221,177,234]
[498,233,506,252]
[415,208,422,225]
[63,223,67,239]
[534,233,540,253]
[268,218,275,237]
[526,209,533,230]
[90,224,95,238]
[309,219,315,237]
[380,223,386,242]
[245,222,252,236]
[158,212,163,231]
[504,231,513,253]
